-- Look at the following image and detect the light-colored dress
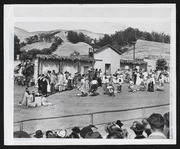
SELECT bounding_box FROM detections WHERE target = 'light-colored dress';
[27,94,37,107]
[41,97,53,106]
[136,73,141,86]
[21,91,29,106]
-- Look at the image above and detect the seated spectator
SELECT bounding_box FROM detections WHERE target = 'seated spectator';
[121,129,129,139]
[19,88,30,106]
[27,91,37,108]
[34,130,44,138]
[106,131,124,139]
[85,131,102,139]
[142,118,151,137]
[69,131,80,138]
[80,125,98,138]
[41,94,53,106]
[56,128,68,138]
[163,112,170,139]
[68,126,80,138]
[105,122,123,139]
[116,120,124,129]
[130,121,146,139]
[14,130,31,138]
[146,113,166,139]
[46,130,55,138]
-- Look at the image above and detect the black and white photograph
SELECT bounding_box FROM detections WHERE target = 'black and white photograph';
[4,4,176,145]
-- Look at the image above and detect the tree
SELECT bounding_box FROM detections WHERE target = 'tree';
[54,36,63,45]
[14,35,20,60]
[156,59,167,70]
[20,42,26,48]
[67,31,79,43]
[78,32,85,42]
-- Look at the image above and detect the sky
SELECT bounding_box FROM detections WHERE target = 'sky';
[15,22,171,35]
[12,4,174,35]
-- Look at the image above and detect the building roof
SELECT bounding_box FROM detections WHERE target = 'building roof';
[120,59,147,65]
[36,54,101,62]
[94,45,122,55]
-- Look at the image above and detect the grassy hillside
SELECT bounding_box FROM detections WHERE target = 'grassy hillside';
[20,42,52,51]
[53,42,92,56]
[15,27,105,43]
[121,40,170,60]
[14,27,37,43]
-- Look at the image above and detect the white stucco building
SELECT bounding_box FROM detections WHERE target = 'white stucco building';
[94,45,121,75]
[33,54,96,82]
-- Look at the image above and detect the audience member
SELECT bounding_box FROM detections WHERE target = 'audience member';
[34,130,44,138]
[85,131,102,138]
[14,130,31,138]
[130,121,146,139]
[146,113,166,139]
[163,112,170,138]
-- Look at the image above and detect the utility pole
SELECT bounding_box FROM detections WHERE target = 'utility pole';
[133,44,135,60]
[132,41,136,60]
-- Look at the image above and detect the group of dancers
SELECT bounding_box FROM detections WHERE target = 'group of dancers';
[128,69,169,92]
[19,67,169,108]
[76,68,169,97]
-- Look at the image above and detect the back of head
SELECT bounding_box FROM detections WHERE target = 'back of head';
[69,132,80,138]
[106,131,124,139]
[85,131,102,139]
[14,131,30,138]
[147,113,165,131]
[80,126,93,138]
[46,130,54,138]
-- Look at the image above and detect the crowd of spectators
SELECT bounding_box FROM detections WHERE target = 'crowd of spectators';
[14,112,170,139]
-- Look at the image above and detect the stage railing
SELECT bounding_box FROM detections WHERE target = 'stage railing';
[14,103,169,132]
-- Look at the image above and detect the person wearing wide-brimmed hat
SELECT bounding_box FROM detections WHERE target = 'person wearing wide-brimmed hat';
[69,126,81,138]
[116,120,124,129]
[130,121,146,139]
[80,125,98,138]
[34,130,44,138]
[104,122,123,139]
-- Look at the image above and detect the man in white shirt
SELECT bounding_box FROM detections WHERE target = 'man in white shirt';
[146,113,167,139]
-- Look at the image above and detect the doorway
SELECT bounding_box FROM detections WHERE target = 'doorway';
[105,64,111,76]
[84,66,89,75]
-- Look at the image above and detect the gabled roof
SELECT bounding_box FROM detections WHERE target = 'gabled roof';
[94,45,122,55]
[36,54,102,62]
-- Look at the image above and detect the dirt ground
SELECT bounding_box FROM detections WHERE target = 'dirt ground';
[14,83,170,134]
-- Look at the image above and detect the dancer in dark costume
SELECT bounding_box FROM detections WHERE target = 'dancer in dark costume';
[41,76,48,96]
